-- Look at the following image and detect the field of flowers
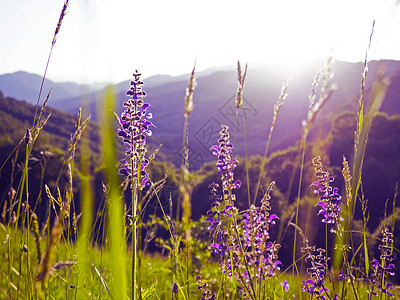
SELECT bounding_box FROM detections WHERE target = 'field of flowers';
[0,1,399,299]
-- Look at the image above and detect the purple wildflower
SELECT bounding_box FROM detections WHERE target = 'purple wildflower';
[378,228,396,273]
[301,236,331,300]
[117,71,154,188]
[311,156,343,233]
[206,126,240,260]
[171,283,178,294]
[240,182,281,282]
[242,183,278,248]
[206,182,229,257]
[301,279,329,300]
[280,279,290,292]
[302,279,318,294]
[206,125,282,295]
[305,247,329,286]
[369,227,396,296]
[382,282,394,297]
[195,274,216,300]
[338,270,344,281]
[337,269,355,282]
[210,125,241,201]
[221,260,233,277]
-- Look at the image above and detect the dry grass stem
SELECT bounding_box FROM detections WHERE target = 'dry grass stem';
[63,108,91,164]
[52,0,70,46]
[184,66,196,119]
[303,57,337,140]
[236,60,248,109]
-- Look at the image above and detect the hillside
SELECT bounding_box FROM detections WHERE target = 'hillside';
[1,74,399,237]
[0,91,170,222]
[2,60,400,173]
[0,90,101,156]
[44,60,400,169]
[0,90,103,218]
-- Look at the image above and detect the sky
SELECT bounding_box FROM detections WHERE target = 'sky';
[0,0,399,84]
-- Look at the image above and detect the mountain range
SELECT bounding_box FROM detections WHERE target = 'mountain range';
[0,71,106,104]
[1,60,400,168]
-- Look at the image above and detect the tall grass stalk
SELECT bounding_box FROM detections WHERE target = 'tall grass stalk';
[14,102,51,234]
[292,58,336,275]
[231,64,258,299]
[4,4,69,275]
[337,23,391,280]
[232,60,247,158]
[63,109,89,251]
[182,65,196,170]
[233,62,252,208]
[181,65,196,298]
[391,183,397,253]
[232,63,260,298]
[102,86,127,299]
[32,0,69,128]
[76,135,93,297]
[253,81,288,205]
[343,21,375,258]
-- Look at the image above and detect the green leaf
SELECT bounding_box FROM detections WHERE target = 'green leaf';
[363,232,370,275]
[141,280,157,300]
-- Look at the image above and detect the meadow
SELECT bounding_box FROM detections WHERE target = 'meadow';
[0,1,399,299]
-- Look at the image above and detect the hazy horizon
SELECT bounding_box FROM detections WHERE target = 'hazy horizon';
[3,57,400,87]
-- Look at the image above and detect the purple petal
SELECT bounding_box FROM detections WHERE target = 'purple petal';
[210,145,220,154]
[233,180,241,189]
[316,201,327,209]
[268,214,279,222]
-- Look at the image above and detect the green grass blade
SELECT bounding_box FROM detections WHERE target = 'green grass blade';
[91,261,111,297]
[363,229,369,275]
[349,72,390,225]
[76,164,93,299]
[141,280,157,300]
[102,86,127,300]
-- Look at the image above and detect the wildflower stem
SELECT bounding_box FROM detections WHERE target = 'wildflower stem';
[216,271,225,300]
[241,107,251,208]
[132,167,137,300]
[232,110,239,158]
[233,219,257,299]
[326,223,328,258]
[137,165,143,300]
[292,139,306,276]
